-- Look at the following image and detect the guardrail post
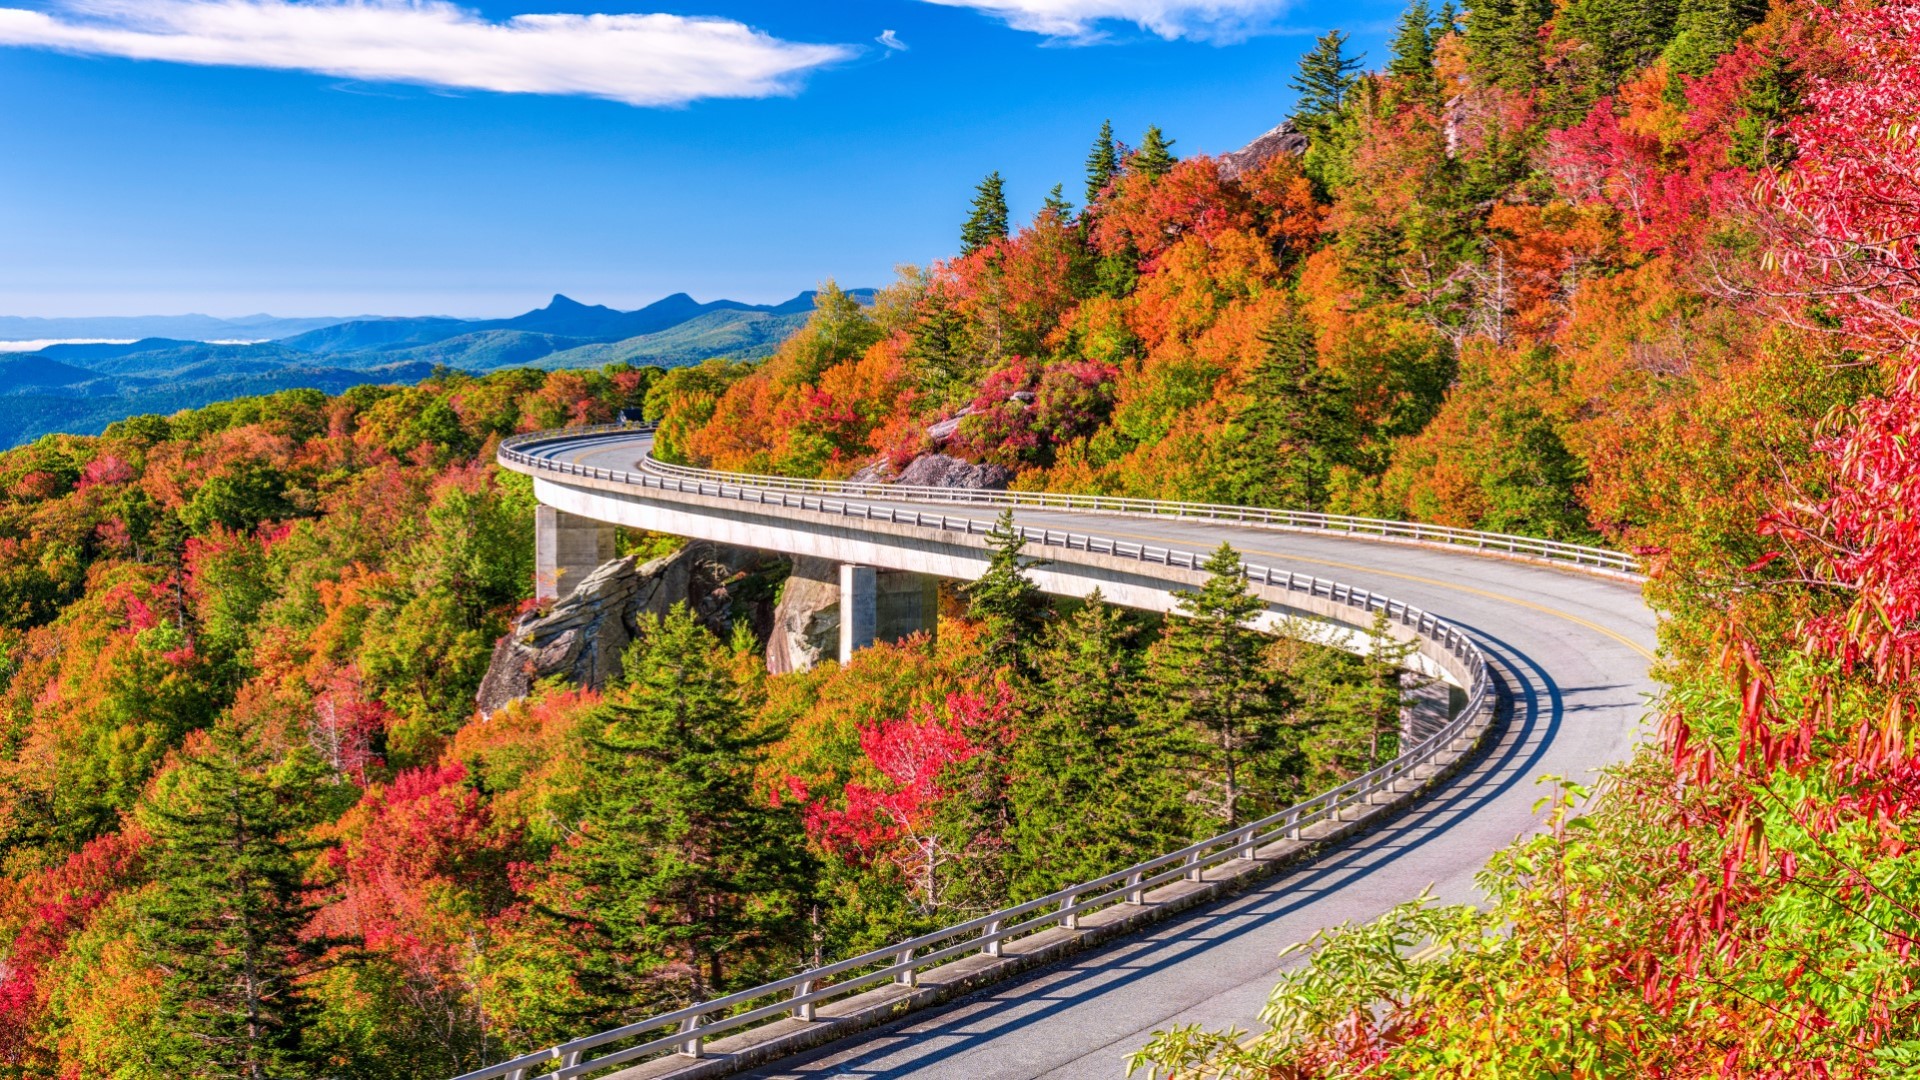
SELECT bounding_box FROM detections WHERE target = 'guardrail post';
[983,919,1003,956]
[792,979,816,1021]
[1185,851,1202,882]
[1239,828,1258,860]
[896,948,917,986]
[679,1015,703,1058]
[1062,892,1080,930]
[1127,871,1145,904]
[561,1048,582,1070]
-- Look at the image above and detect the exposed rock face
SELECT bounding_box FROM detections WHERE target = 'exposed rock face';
[925,408,976,445]
[894,454,1014,490]
[1218,120,1309,179]
[475,541,769,717]
[766,556,841,676]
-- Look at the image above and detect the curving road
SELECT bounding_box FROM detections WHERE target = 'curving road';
[513,431,1657,1080]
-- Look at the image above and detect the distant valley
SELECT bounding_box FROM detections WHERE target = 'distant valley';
[0,289,868,446]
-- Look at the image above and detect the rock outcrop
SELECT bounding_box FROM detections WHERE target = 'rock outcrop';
[894,454,1014,490]
[1218,120,1309,179]
[765,556,841,675]
[475,541,770,716]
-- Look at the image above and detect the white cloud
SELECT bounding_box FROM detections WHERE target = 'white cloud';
[918,0,1288,42]
[0,0,854,106]
[876,28,907,50]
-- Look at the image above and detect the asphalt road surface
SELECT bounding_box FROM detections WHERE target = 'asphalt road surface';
[530,431,1658,1080]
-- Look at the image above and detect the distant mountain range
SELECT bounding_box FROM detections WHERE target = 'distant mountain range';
[0,312,359,342]
[0,289,870,447]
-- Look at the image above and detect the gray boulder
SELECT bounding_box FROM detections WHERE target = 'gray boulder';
[895,453,1014,491]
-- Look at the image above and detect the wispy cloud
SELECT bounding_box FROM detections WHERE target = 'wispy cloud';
[876,28,908,50]
[0,0,855,106]
[918,0,1288,42]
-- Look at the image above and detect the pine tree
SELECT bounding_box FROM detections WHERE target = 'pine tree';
[137,718,333,1080]
[541,604,810,1012]
[1728,51,1801,171]
[960,171,1010,256]
[963,510,1049,678]
[1663,0,1768,77]
[1208,311,1356,511]
[1132,126,1178,181]
[1387,0,1438,89]
[1467,0,1553,89]
[1041,183,1074,221]
[1147,544,1293,828]
[1356,607,1422,767]
[1437,0,1459,34]
[1085,119,1119,206]
[1290,31,1365,138]
[1007,593,1189,897]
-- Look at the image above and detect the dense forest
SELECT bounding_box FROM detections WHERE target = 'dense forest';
[0,360,1414,1078]
[3,0,1918,1072]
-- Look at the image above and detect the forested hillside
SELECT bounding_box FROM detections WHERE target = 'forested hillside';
[2,0,1917,1073]
[645,0,1920,1071]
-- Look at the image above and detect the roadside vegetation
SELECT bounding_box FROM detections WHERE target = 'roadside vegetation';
[4,0,1920,1073]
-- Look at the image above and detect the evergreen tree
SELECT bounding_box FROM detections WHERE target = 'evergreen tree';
[1041,183,1074,220]
[540,605,810,1012]
[1007,593,1189,896]
[1728,51,1801,171]
[1466,0,1553,89]
[1085,119,1119,206]
[1387,0,1438,90]
[960,171,1010,256]
[1147,545,1293,828]
[1132,126,1178,181]
[137,718,334,1080]
[1208,311,1356,511]
[963,510,1049,677]
[1289,31,1365,138]
[1437,0,1459,34]
[1663,0,1767,77]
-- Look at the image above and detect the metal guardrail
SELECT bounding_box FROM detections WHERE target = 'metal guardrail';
[466,424,1503,1080]
[625,435,1637,576]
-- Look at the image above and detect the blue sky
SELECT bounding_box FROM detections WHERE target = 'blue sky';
[0,0,1410,318]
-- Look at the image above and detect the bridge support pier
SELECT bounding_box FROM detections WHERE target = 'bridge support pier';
[837,564,940,665]
[535,506,616,603]
[1400,672,1454,744]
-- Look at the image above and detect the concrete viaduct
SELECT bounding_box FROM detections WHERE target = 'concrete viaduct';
[463,424,1656,1080]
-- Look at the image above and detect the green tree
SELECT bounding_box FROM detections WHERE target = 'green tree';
[1008,593,1190,897]
[1387,0,1437,90]
[1289,31,1365,138]
[1042,183,1074,220]
[1466,0,1554,89]
[1147,544,1293,828]
[1133,126,1178,181]
[1663,0,1767,76]
[1085,119,1119,205]
[136,719,335,1080]
[1208,312,1356,511]
[960,171,1010,256]
[962,510,1049,677]
[539,604,810,1012]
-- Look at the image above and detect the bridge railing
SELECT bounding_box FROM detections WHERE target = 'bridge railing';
[503,423,1637,575]
[464,426,1506,1080]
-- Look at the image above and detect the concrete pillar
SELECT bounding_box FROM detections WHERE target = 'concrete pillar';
[876,569,940,649]
[535,505,616,603]
[1399,671,1454,744]
[839,564,877,663]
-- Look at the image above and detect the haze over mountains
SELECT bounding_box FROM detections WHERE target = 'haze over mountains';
[0,289,871,447]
